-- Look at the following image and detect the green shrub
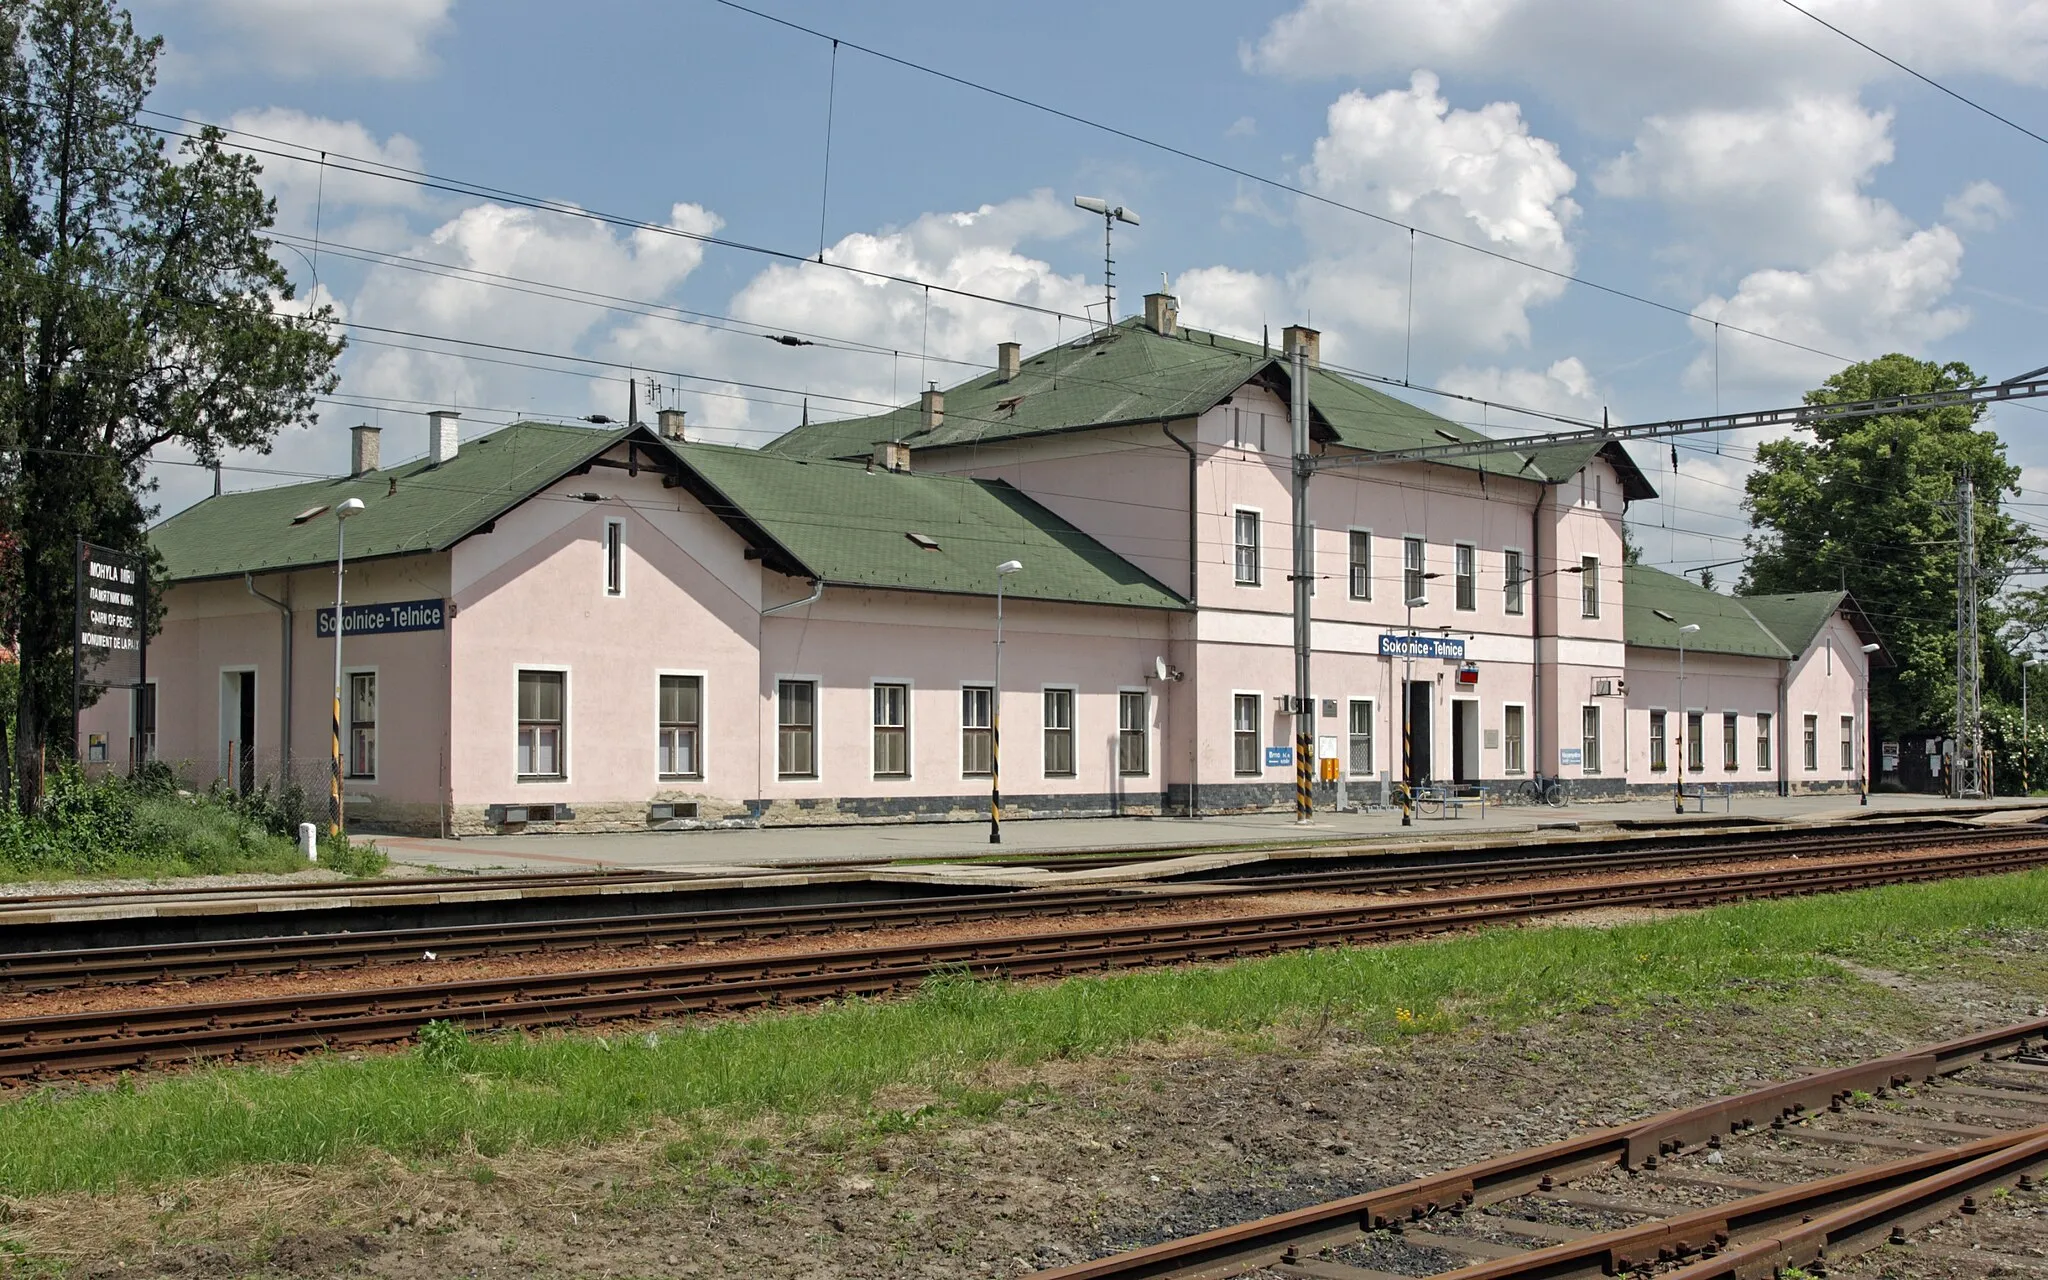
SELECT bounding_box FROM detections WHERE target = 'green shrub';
[0,766,304,881]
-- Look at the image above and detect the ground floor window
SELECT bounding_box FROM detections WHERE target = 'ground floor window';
[1233,694,1261,776]
[1649,710,1667,772]
[1503,704,1525,775]
[1348,699,1375,777]
[130,682,157,769]
[1840,715,1855,771]
[1686,711,1704,772]
[871,683,908,778]
[517,670,565,778]
[1758,712,1773,770]
[1043,688,1075,777]
[1117,691,1148,775]
[1581,705,1601,774]
[777,679,816,778]
[961,686,993,777]
[1722,712,1739,772]
[346,671,377,779]
[1803,714,1819,770]
[659,674,702,779]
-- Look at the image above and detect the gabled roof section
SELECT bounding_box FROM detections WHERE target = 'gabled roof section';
[658,440,1187,611]
[1623,565,1792,660]
[765,317,1656,497]
[1519,440,1659,503]
[152,421,636,583]
[1622,564,1891,665]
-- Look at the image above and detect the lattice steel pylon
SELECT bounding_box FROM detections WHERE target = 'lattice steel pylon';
[1955,471,1984,797]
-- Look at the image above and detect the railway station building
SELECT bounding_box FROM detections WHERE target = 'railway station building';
[86,295,1885,833]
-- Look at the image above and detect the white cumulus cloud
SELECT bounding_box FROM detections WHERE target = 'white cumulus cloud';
[144,0,456,80]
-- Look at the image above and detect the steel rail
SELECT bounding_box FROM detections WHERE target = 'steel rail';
[3,843,2045,1080]
[1028,1017,2048,1279]
[1,823,2023,992]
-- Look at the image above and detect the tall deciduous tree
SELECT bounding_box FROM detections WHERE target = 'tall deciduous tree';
[0,0,341,813]
[1741,354,2035,743]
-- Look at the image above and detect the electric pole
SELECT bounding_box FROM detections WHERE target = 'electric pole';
[1955,472,1983,797]
[1291,344,1314,823]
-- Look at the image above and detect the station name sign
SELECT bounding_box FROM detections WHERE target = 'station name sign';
[74,540,146,689]
[1378,634,1466,660]
[316,597,447,638]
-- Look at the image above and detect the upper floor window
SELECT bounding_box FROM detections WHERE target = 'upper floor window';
[1580,555,1600,618]
[1454,543,1476,611]
[1403,537,1426,603]
[1233,510,1261,586]
[603,519,624,596]
[1348,530,1372,600]
[1503,549,1525,616]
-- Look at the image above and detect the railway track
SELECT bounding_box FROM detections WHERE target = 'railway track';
[1029,1017,2048,1280]
[3,841,2045,1081]
[3,822,2030,992]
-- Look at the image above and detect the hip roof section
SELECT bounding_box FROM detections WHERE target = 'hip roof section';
[1623,564,1886,663]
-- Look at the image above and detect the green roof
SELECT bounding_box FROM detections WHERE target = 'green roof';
[764,318,1656,498]
[1622,565,1881,662]
[150,421,1185,612]
[661,440,1185,610]
[153,421,633,582]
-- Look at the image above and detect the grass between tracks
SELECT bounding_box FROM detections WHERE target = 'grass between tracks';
[0,869,2045,1196]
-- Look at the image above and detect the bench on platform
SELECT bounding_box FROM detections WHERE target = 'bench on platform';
[1678,781,1734,812]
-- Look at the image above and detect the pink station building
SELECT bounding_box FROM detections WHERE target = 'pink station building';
[89,295,1889,835]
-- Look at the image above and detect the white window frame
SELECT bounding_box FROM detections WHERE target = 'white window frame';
[656,669,707,782]
[1840,714,1855,772]
[1502,702,1526,775]
[218,663,258,790]
[1347,528,1373,601]
[1580,555,1600,618]
[1403,535,1427,603]
[775,676,820,780]
[1686,709,1705,773]
[1503,547,1526,616]
[1042,685,1077,779]
[1233,507,1263,586]
[1232,691,1263,777]
[1723,711,1740,773]
[1648,708,1668,773]
[344,665,379,782]
[602,517,625,597]
[1580,704,1601,775]
[1117,688,1150,777]
[961,684,994,778]
[1346,697,1376,779]
[1803,713,1819,771]
[1757,712,1774,771]
[129,677,160,770]
[870,679,911,780]
[515,665,570,783]
[1454,542,1477,611]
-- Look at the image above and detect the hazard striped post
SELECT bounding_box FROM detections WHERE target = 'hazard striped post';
[989,559,1022,844]
[327,498,365,840]
[1288,344,1315,824]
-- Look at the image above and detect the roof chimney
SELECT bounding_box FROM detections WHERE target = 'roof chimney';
[428,410,461,465]
[1144,291,1178,337]
[657,408,688,442]
[350,424,381,477]
[873,440,912,473]
[919,384,944,431]
[1282,325,1320,369]
[996,341,1022,382]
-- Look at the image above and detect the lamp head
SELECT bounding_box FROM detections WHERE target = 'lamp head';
[1861,643,1881,653]
[996,559,1023,576]
[1679,623,1701,636]
[335,498,366,520]
[1403,596,1427,610]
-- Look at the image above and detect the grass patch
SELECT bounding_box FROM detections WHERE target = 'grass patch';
[0,766,386,883]
[2,869,2045,1195]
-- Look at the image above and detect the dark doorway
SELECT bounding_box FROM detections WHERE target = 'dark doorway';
[1451,699,1479,783]
[1403,680,1433,784]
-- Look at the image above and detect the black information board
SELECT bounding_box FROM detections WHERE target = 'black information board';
[74,539,147,691]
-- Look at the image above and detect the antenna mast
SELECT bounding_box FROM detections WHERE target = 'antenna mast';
[1073,196,1140,329]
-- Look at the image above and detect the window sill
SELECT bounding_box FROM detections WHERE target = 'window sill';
[1118,772,1150,779]
[872,773,910,781]
[516,775,567,784]
[776,774,819,782]
[659,775,703,784]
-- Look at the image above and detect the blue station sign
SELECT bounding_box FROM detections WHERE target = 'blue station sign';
[316,597,447,638]
[1264,745,1294,768]
[1378,633,1467,660]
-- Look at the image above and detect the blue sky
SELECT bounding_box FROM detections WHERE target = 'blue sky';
[134,0,2048,577]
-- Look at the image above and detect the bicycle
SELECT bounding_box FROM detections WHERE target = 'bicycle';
[1511,775,1568,808]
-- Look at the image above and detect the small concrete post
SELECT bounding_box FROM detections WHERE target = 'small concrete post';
[299,822,318,862]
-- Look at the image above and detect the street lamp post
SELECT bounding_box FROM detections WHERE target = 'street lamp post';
[1399,572,1443,827]
[328,497,366,840]
[990,559,1023,844]
[1653,610,1699,814]
[1860,642,1882,806]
